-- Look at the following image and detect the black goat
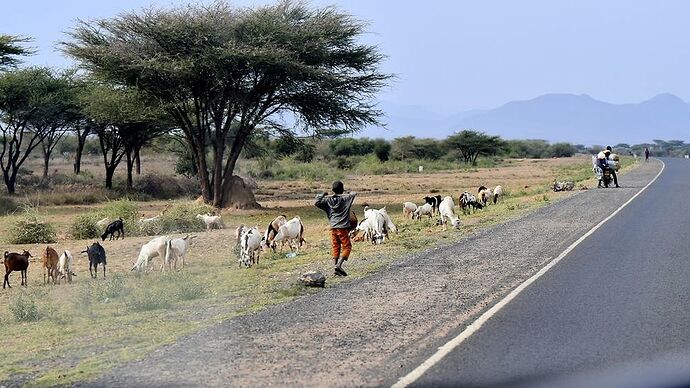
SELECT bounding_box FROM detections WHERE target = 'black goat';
[82,242,107,278]
[3,250,31,289]
[101,218,124,241]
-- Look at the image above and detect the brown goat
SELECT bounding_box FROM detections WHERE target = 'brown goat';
[42,246,59,285]
[3,250,31,289]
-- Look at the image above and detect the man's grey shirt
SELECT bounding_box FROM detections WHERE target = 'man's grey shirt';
[314,192,356,229]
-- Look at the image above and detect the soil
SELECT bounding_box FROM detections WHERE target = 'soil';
[81,160,662,387]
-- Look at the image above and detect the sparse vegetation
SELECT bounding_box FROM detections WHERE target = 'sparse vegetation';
[7,206,56,244]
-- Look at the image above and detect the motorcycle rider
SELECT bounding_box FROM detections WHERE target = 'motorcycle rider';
[597,146,619,188]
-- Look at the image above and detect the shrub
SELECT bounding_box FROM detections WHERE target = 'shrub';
[157,202,213,234]
[100,198,141,236]
[7,207,56,244]
[71,214,100,240]
[0,196,19,215]
[165,272,208,301]
[9,292,42,322]
[126,288,171,312]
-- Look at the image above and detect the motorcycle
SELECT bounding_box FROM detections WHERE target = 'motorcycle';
[592,155,619,188]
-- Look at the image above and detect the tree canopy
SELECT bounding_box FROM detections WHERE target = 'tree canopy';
[445,130,505,165]
[0,35,33,70]
[63,1,391,207]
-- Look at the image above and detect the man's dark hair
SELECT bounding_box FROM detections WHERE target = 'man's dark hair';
[332,181,344,194]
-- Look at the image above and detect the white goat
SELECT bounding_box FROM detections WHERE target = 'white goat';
[493,185,504,204]
[479,188,493,206]
[237,225,262,267]
[163,234,197,271]
[358,207,386,244]
[196,214,224,230]
[263,215,287,250]
[139,215,161,225]
[402,202,418,219]
[131,235,171,272]
[412,203,434,220]
[57,250,75,284]
[96,217,110,229]
[272,216,305,253]
[439,196,462,230]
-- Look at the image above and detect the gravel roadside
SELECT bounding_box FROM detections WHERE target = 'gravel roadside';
[86,160,662,388]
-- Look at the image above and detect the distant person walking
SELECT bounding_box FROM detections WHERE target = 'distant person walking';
[644,147,650,161]
[315,181,357,276]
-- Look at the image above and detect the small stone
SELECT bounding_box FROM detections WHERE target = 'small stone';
[300,271,326,288]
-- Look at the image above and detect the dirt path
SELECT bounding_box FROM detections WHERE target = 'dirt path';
[83,160,662,388]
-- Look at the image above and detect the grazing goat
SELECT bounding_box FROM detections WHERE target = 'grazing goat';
[196,214,224,230]
[423,195,443,216]
[163,235,196,271]
[131,236,171,272]
[101,218,124,241]
[479,187,493,207]
[262,215,287,250]
[459,191,483,215]
[272,216,305,253]
[139,215,161,225]
[3,251,31,289]
[237,225,262,267]
[83,242,107,278]
[413,203,434,220]
[57,250,76,284]
[96,217,110,229]
[376,207,397,236]
[42,246,60,285]
[357,208,386,244]
[439,196,462,230]
[402,202,418,219]
[493,185,504,204]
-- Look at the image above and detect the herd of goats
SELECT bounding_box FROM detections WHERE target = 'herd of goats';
[1,185,505,290]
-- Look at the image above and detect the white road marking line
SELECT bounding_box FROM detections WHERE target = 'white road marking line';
[392,160,666,388]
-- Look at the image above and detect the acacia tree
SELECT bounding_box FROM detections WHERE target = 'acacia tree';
[445,130,505,166]
[0,67,68,194]
[80,84,169,189]
[33,71,81,179]
[0,35,33,70]
[63,1,390,207]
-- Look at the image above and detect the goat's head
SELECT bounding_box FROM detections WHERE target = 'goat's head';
[22,250,32,258]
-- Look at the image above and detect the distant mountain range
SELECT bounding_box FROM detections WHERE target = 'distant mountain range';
[360,94,690,145]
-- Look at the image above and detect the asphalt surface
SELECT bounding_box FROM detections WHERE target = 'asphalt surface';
[412,158,690,387]
[83,159,663,388]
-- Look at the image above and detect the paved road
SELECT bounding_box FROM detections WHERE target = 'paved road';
[411,158,690,387]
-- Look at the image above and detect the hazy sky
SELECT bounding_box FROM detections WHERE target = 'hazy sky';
[4,0,690,112]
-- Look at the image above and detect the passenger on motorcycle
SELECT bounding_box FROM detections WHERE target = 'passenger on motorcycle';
[597,146,620,188]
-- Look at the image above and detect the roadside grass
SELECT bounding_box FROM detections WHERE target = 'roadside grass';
[0,156,638,385]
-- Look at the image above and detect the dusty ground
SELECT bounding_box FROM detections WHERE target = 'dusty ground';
[84,159,660,388]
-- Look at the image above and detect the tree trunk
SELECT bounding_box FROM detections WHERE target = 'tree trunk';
[2,170,16,195]
[74,129,89,174]
[42,146,51,179]
[135,148,141,175]
[125,150,134,190]
[105,166,116,190]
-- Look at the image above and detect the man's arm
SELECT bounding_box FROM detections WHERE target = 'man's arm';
[314,192,329,210]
